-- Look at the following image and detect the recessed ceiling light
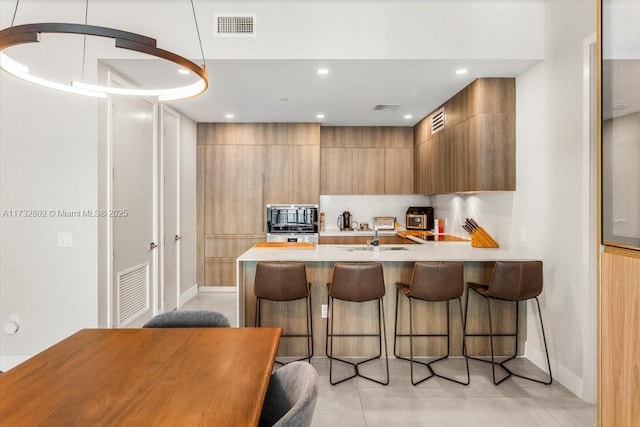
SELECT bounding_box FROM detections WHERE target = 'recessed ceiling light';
[225,114,234,119]
[456,68,468,75]
[178,68,190,75]
[316,114,325,119]
[404,114,413,119]
[317,68,329,75]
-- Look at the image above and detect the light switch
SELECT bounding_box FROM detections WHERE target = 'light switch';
[57,232,73,247]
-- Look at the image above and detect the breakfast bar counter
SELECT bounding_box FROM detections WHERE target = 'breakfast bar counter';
[237,243,535,359]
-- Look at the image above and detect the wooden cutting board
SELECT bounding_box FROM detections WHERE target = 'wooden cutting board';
[253,242,316,249]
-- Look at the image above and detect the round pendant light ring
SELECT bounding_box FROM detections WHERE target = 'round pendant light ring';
[0,23,209,100]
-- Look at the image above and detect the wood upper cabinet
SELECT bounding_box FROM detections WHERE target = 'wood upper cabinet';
[320,147,354,194]
[384,147,413,194]
[320,126,413,194]
[353,148,385,194]
[266,144,320,204]
[414,78,515,194]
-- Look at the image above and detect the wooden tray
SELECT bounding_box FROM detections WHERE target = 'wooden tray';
[253,242,316,249]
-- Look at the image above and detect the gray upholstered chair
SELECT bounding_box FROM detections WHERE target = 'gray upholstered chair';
[142,310,231,328]
[259,361,318,427]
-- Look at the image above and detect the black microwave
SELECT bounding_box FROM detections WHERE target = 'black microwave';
[406,207,434,231]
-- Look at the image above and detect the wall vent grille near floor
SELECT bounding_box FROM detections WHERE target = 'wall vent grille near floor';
[215,14,256,37]
[117,262,150,327]
[431,108,445,134]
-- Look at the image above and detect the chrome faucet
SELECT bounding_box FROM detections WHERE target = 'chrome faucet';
[371,220,380,247]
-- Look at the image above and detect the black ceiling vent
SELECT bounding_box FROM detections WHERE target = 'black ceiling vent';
[215,14,256,37]
[431,108,445,134]
[373,104,400,111]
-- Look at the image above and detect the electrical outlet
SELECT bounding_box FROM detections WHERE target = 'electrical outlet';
[321,304,328,318]
[520,228,526,242]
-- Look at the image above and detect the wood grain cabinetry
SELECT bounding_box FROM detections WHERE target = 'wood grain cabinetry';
[197,123,320,286]
[600,247,640,426]
[414,78,515,194]
[320,127,413,194]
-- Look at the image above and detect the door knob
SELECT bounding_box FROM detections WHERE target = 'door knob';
[149,242,158,250]
[175,235,181,241]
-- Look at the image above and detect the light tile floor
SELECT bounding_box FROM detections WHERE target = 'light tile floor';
[182,291,596,427]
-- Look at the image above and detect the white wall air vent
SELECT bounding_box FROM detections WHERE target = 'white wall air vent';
[431,108,445,134]
[215,14,256,37]
[117,262,150,327]
[373,104,400,111]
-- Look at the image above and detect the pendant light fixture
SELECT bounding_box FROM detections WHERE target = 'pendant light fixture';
[0,0,208,101]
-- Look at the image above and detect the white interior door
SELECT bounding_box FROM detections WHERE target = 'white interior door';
[162,106,180,311]
[110,73,158,328]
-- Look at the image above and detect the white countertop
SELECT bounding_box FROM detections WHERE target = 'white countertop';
[237,243,534,262]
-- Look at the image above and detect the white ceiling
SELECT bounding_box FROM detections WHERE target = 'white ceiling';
[2,0,545,125]
[106,57,539,126]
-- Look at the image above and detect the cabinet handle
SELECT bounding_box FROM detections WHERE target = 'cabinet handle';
[149,242,158,250]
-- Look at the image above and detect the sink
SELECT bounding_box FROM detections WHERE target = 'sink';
[339,246,408,252]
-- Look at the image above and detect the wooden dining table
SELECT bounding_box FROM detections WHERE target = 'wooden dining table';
[0,327,282,426]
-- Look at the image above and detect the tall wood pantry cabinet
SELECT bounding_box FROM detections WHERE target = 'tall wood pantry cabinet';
[197,123,320,287]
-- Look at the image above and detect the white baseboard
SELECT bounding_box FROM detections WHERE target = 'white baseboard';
[525,342,586,401]
[1,354,31,372]
[198,286,237,293]
[179,284,199,306]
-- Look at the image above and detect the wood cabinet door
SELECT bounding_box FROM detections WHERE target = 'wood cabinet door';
[292,145,320,203]
[353,148,385,194]
[414,141,428,194]
[449,118,478,192]
[266,145,292,205]
[430,133,448,194]
[384,147,413,194]
[205,145,266,235]
[321,147,353,194]
[601,248,640,426]
[477,113,515,191]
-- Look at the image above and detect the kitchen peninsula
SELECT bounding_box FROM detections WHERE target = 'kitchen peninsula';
[236,242,534,358]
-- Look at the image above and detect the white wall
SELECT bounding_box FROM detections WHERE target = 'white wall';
[0,68,100,370]
[515,0,595,401]
[430,0,596,401]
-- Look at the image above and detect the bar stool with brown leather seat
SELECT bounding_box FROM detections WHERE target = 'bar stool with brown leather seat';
[394,261,470,386]
[254,261,313,365]
[464,260,552,385]
[326,262,389,385]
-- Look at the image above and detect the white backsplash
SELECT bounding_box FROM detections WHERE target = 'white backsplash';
[429,192,515,247]
[319,194,431,231]
[320,193,515,248]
